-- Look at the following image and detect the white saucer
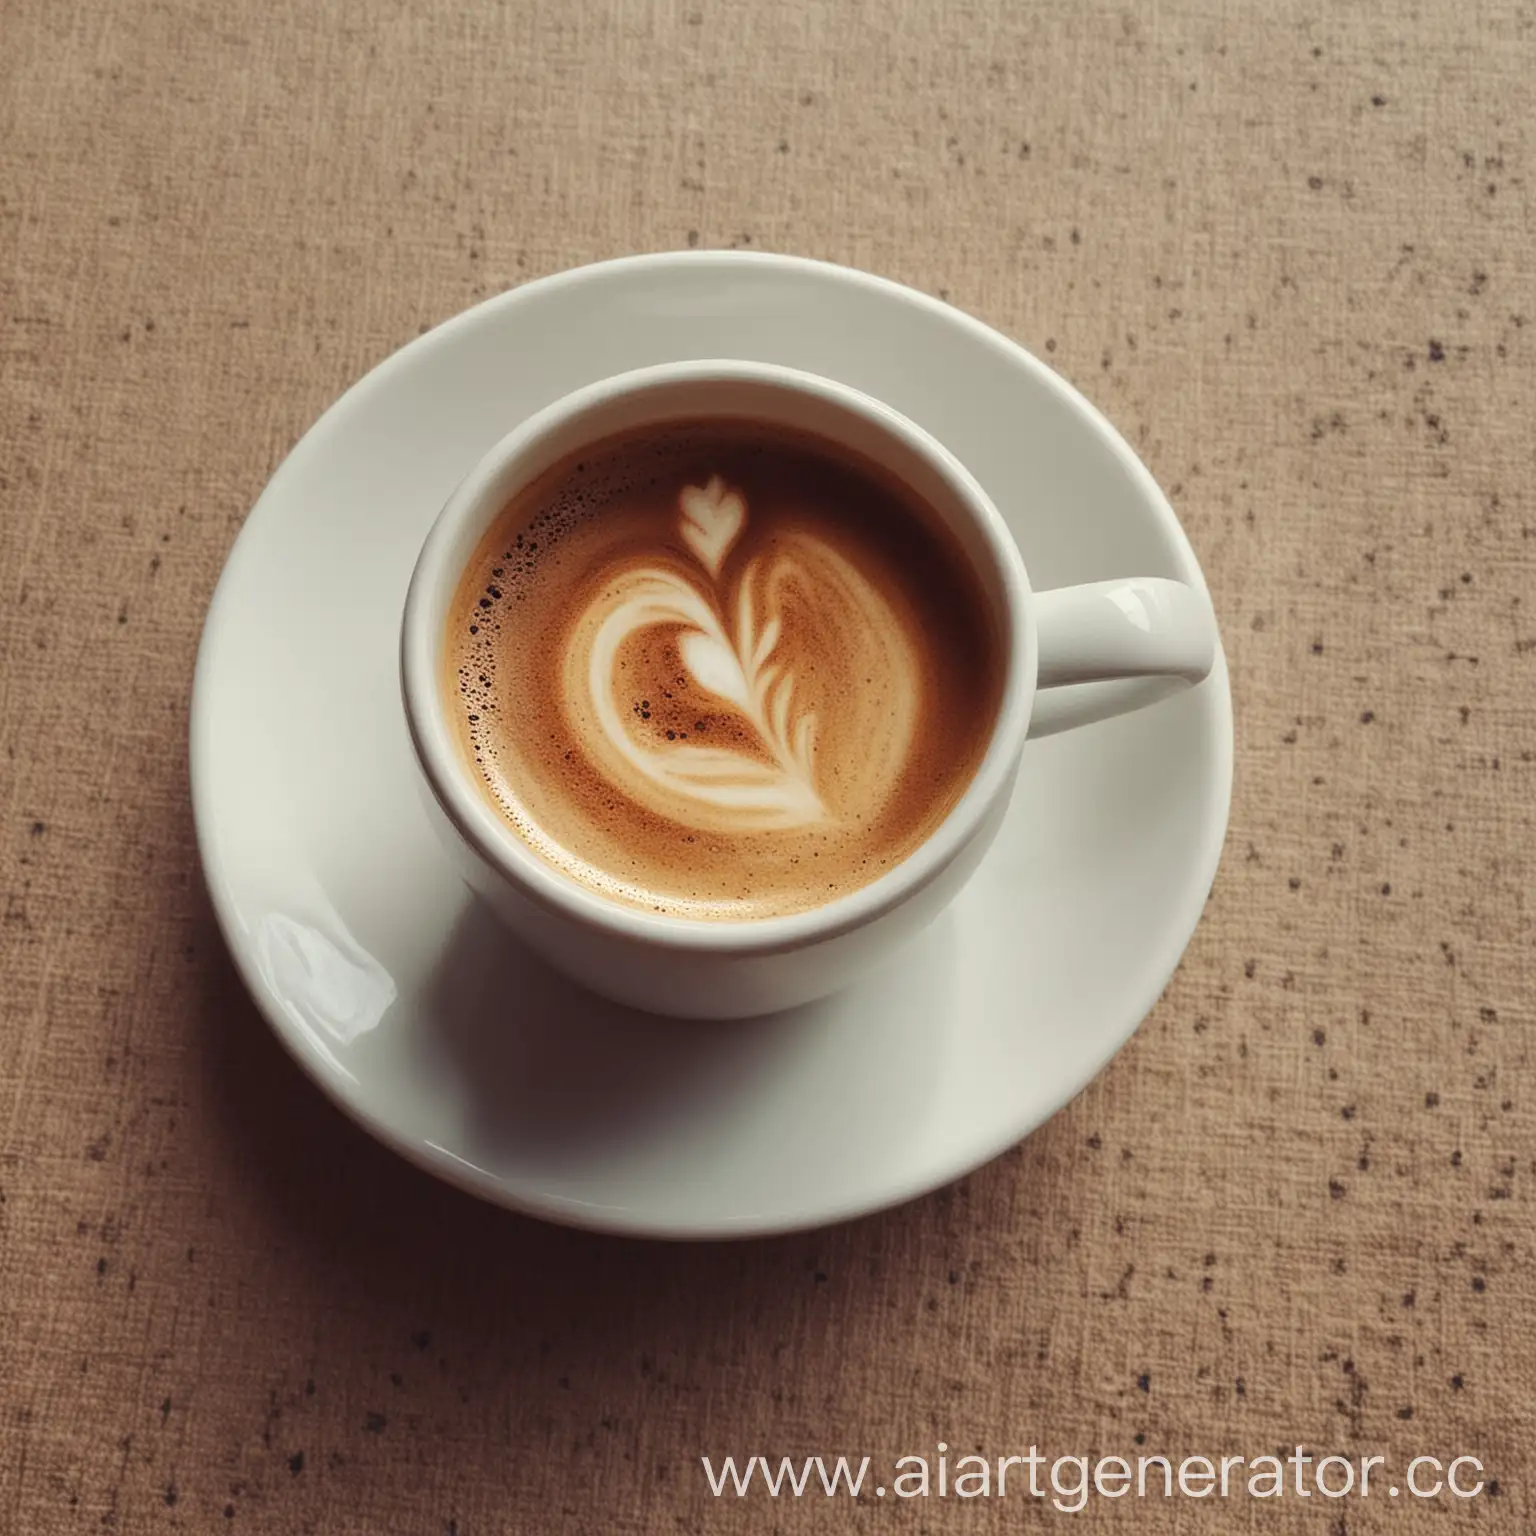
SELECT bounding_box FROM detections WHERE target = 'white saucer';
[191,253,1232,1239]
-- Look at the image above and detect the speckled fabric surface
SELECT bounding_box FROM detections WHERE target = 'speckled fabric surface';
[3,1,1533,1531]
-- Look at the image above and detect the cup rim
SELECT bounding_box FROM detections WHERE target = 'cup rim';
[400,360,1036,956]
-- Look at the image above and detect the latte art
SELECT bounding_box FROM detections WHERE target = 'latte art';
[569,475,918,833]
[445,421,1002,920]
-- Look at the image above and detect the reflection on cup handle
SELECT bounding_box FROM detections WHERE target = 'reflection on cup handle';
[1032,577,1217,729]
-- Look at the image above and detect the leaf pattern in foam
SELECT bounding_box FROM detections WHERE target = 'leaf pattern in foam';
[574,474,911,832]
[673,550,817,798]
[677,629,752,713]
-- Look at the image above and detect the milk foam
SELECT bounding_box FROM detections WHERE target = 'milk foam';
[566,474,918,833]
[445,422,1000,920]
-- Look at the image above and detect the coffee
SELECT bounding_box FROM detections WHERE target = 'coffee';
[444,420,1003,919]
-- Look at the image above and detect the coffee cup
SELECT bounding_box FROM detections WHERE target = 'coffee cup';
[401,361,1215,1018]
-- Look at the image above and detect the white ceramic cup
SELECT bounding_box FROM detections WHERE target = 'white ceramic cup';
[401,361,1215,1019]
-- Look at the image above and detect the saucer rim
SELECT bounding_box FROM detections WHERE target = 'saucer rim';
[190,250,1234,1238]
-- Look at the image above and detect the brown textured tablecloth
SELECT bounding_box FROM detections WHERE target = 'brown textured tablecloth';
[3,2,1533,1531]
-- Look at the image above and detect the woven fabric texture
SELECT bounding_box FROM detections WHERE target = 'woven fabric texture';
[2,1,1532,1530]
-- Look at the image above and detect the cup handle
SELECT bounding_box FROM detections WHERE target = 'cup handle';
[1029,577,1217,736]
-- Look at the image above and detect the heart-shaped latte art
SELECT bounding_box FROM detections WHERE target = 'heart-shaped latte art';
[561,477,918,833]
[678,476,746,577]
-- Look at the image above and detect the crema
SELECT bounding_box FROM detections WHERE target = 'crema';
[444,420,1003,919]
